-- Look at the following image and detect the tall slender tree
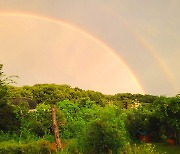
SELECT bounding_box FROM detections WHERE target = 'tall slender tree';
[32,84,63,150]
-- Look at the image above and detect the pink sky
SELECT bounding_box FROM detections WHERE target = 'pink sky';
[0,0,179,95]
[0,14,143,94]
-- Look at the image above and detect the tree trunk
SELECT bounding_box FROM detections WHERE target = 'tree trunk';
[51,104,63,150]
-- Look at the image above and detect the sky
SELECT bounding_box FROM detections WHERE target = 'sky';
[0,0,179,96]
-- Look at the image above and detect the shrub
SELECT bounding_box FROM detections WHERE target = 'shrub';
[125,107,154,141]
[0,140,50,154]
[151,96,180,143]
[78,106,129,154]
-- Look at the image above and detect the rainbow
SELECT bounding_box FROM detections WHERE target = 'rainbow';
[102,8,176,92]
[0,11,146,93]
[123,22,177,92]
[137,36,176,92]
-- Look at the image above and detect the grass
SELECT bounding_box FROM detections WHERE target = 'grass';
[154,143,180,154]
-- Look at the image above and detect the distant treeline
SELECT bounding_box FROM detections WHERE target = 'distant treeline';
[8,83,159,107]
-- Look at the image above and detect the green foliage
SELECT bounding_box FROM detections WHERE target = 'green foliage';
[13,102,65,139]
[0,131,19,142]
[125,96,180,142]
[0,64,20,132]
[150,96,180,143]
[0,140,50,154]
[0,64,179,153]
[61,139,79,154]
[154,143,180,154]
[86,90,106,106]
[0,64,11,106]
[13,100,38,141]
[125,107,154,140]
[120,143,159,154]
[33,103,52,136]
[32,84,62,104]
[19,86,34,99]
[56,99,89,139]
[0,103,20,132]
[133,94,158,104]
[152,96,180,131]
[78,106,129,154]
[56,100,129,153]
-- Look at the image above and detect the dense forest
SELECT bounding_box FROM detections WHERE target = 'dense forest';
[0,64,180,154]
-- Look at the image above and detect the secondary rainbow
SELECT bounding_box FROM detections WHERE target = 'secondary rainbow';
[108,10,176,92]
[100,6,176,92]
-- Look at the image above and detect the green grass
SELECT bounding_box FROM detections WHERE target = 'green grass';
[0,140,50,154]
[154,143,180,154]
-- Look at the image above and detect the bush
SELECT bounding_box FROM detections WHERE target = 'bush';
[78,106,129,154]
[0,131,20,142]
[125,107,154,141]
[62,139,79,154]
[0,140,50,154]
[151,96,180,143]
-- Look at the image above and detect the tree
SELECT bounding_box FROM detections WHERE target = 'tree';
[152,96,180,144]
[80,105,129,153]
[0,64,20,132]
[31,84,63,150]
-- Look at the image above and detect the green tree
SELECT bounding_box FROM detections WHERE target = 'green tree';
[79,105,129,154]
[31,84,64,150]
[152,96,180,143]
[125,107,154,141]
[0,64,20,132]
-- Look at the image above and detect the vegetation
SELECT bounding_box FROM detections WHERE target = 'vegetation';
[0,64,179,153]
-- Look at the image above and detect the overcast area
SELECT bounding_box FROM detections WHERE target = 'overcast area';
[0,0,179,96]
